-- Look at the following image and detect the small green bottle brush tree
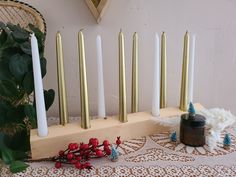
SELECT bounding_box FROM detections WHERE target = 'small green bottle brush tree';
[223,133,231,150]
[170,131,177,142]
[0,22,55,173]
[188,102,196,117]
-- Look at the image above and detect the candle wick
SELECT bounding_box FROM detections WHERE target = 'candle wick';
[120,29,122,33]
[80,28,85,32]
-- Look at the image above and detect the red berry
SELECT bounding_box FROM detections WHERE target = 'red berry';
[95,149,103,157]
[76,156,82,161]
[94,138,99,143]
[59,150,64,156]
[91,138,99,147]
[105,148,111,155]
[80,151,84,156]
[116,136,121,145]
[75,162,81,169]
[69,143,78,150]
[74,143,78,149]
[55,161,61,169]
[84,161,91,168]
[103,140,110,147]
[79,143,89,150]
[104,145,109,151]
[70,159,77,164]
[83,144,89,149]
[80,164,85,169]
[67,152,74,160]
[79,143,84,150]
[89,138,94,145]
[68,143,74,150]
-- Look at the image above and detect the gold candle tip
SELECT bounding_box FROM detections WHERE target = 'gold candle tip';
[56,31,61,36]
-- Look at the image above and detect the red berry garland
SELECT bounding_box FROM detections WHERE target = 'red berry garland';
[54,137,121,170]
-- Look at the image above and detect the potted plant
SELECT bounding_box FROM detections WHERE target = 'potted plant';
[0,22,55,173]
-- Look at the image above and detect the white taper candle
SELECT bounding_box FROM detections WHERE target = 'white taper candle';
[188,35,196,104]
[96,35,106,118]
[31,33,48,137]
[152,33,161,117]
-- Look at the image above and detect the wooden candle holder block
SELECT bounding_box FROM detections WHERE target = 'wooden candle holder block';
[30,103,203,160]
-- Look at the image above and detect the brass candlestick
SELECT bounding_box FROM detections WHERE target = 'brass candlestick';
[131,32,139,113]
[160,32,167,108]
[56,32,69,126]
[78,30,91,129]
[180,31,190,111]
[119,29,127,122]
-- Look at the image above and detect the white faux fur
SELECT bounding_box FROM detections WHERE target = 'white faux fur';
[200,108,236,150]
[152,108,236,151]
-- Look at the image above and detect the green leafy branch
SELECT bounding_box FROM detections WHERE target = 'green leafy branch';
[0,22,55,173]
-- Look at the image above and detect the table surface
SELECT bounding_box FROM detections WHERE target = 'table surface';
[1,118,236,177]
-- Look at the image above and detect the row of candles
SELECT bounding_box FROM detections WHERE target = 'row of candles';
[30,30,195,137]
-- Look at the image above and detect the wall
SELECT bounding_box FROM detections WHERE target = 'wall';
[21,0,236,116]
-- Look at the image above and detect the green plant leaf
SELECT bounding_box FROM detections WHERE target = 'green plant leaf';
[24,105,36,128]
[0,101,7,125]
[28,23,45,43]
[0,80,19,98]
[0,21,5,28]
[44,89,55,111]
[0,61,12,80]
[0,132,6,148]
[9,161,29,173]
[12,151,28,161]
[3,128,30,152]
[1,147,14,164]
[40,57,47,78]
[0,47,19,61]
[12,29,29,42]
[6,105,25,124]
[20,42,31,55]
[22,54,32,71]
[8,23,29,43]
[0,29,7,46]
[22,72,34,94]
[9,54,28,81]
[0,32,15,50]
[6,23,20,32]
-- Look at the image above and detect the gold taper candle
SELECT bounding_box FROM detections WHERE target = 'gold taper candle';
[56,32,69,126]
[78,30,91,129]
[131,32,139,113]
[119,29,127,122]
[160,32,167,108]
[180,31,190,111]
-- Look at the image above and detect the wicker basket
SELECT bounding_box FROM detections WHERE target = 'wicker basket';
[0,0,46,35]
